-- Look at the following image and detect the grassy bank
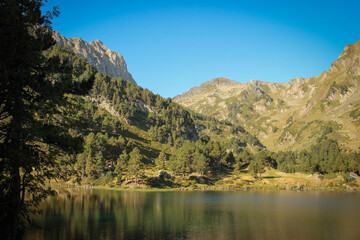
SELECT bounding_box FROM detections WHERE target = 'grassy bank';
[51,168,360,192]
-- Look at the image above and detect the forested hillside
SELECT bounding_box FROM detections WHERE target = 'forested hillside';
[44,42,360,191]
[46,44,271,187]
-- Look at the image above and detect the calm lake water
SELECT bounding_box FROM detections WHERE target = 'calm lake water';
[23,189,360,240]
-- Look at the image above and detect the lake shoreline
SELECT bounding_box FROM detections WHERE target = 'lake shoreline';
[51,169,360,193]
[51,184,359,193]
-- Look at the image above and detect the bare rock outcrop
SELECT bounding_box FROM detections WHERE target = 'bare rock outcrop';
[52,30,136,85]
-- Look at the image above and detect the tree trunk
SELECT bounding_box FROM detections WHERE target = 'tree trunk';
[6,166,21,240]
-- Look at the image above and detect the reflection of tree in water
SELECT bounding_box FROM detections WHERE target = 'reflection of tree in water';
[25,190,360,240]
[31,190,186,239]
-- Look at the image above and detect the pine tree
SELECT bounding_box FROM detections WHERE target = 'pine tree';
[0,1,92,238]
[192,152,208,175]
[95,151,104,177]
[76,153,86,179]
[240,148,253,164]
[249,158,265,179]
[155,150,167,169]
[168,154,187,179]
[115,151,129,176]
[85,149,95,178]
[127,147,142,184]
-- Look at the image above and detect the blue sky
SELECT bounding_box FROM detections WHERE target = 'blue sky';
[45,0,360,98]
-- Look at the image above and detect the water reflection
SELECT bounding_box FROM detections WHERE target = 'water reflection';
[24,190,360,240]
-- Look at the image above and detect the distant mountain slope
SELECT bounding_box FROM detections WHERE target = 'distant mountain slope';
[52,30,136,85]
[174,40,360,151]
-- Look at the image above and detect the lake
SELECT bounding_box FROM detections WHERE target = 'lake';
[23,189,360,240]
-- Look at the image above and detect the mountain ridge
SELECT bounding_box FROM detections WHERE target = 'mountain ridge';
[174,40,360,151]
[52,30,136,85]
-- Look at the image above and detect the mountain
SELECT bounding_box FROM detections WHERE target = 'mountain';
[33,37,360,190]
[44,43,271,184]
[45,36,359,185]
[174,40,360,151]
[52,30,136,85]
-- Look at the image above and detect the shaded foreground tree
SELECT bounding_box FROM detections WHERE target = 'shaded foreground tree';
[0,1,92,239]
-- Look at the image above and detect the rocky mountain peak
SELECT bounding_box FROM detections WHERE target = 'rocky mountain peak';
[174,39,360,151]
[340,39,360,58]
[92,39,104,45]
[330,39,360,75]
[249,79,261,86]
[210,77,235,84]
[247,80,266,95]
[52,30,136,85]
[89,39,106,50]
[198,77,236,87]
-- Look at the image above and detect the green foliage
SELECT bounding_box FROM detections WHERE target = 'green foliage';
[249,158,266,178]
[155,150,167,169]
[192,152,209,175]
[127,147,143,183]
[349,108,360,120]
[115,151,129,176]
[230,125,245,134]
[237,148,253,165]
[44,44,96,94]
[168,141,193,177]
[91,73,198,143]
[0,1,93,238]
[271,138,360,175]
[256,150,277,168]
[167,138,230,177]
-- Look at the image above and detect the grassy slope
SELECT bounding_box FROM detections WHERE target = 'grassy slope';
[174,41,360,152]
[59,168,360,191]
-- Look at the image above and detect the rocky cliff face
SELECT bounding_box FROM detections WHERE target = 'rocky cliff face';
[52,30,136,85]
[174,40,360,151]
